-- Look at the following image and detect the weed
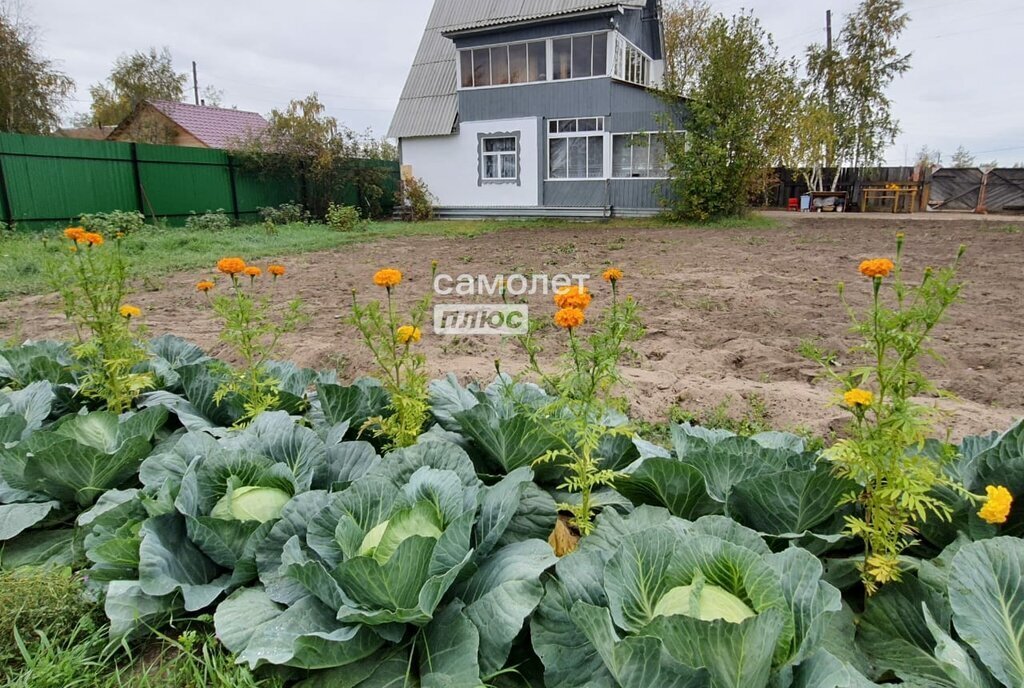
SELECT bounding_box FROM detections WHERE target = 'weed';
[797,338,839,366]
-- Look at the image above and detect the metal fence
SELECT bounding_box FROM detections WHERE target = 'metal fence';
[0,133,400,231]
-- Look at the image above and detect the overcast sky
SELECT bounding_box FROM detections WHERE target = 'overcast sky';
[27,0,1024,165]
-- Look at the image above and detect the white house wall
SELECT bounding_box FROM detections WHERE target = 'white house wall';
[401,117,540,207]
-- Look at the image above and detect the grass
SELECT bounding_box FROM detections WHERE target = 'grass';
[0,215,780,301]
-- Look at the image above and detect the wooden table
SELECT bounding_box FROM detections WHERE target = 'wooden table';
[861,185,919,213]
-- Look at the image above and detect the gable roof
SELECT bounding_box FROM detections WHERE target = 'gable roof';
[110,100,269,149]
[388,0,648,140]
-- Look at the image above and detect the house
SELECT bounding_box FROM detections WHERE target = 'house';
[55,126,116,141]
[107,100,269,150]
[388,0,685,217]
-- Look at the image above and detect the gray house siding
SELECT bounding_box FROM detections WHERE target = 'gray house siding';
[543,180,666,209]
[614,4,662,58]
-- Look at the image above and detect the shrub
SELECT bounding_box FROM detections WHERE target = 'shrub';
[395,176,435,222]
[78,210,146,236]
[257,202,307,226]
[184,210,233,232]
[325,203,364,232]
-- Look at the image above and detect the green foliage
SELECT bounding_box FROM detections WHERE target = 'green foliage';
[662,11,799,220]
[257,202,307,226]
[87,47,188,127]
[817,235,966,593]
[395,176,436,222]
[184,210,233,232]
[46,233,154,413]
[325,203,364,232]
[79,210,147,237]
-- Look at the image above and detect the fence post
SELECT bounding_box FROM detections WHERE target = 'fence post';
[129,143,146,218]
[0,156,13,227]
[227,155,241,222]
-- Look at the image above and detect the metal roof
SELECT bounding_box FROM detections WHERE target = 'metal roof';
[388,0,646,139]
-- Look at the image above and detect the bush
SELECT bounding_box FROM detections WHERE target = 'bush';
[184,210,233,232]
[0,567,98,669]
[395,176,435,222]
[79,210,146,236]
[325,203,364,231]
[257,202,308,226]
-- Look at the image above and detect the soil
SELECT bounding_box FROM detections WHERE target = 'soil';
[3,213,1023,441]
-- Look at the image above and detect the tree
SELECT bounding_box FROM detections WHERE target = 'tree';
[237,93,392,218]
[950,145,975,168]
[662,11,800,220]
[88,47,187,126]
[915,145,942,169]
[0,1,74,135]
[661,0,714,96]
[805,0,912,190]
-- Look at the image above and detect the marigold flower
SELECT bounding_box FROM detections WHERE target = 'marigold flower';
[268,265,286,277]
[80,232,104,246]
[119,304,141,319]
[217,257,247,275]
[859,258,895,279]
[602,268,624,283]
[844,388,874,408]
[397,325,422,344]
[64,227,85,241]
[554,285,592,310]
[373,268,403,289]
[554,307,585,330]
[69,246,78,253]
[196,281,215,293]
[244,266,262,278]
[979,485,1012,525]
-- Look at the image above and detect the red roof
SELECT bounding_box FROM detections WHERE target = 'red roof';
[147,100,268,149]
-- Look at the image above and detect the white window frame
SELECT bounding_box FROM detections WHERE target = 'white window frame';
[547,117,607,181]
[456,30,612,91]
[481,136,519,181]
[611,132,672,179]
[611,33,653,87]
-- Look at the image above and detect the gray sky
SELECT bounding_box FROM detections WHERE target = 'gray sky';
[28,0,1024,165]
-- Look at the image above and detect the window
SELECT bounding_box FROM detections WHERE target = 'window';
[459,41,546,88]
[612,34,652,87]
[612,133,669,178]
[481,136,518,182]
[548,117,605,179]
[553,33,609,81]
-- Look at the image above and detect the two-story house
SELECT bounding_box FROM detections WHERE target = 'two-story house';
[389,0,685,217]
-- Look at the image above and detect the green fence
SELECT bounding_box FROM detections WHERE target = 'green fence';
[0,133,399,231]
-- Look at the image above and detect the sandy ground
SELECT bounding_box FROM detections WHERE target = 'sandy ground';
[3,212,1023,441]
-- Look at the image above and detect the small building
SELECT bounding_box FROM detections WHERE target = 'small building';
[389,0,686,217]
[107,100,269,150]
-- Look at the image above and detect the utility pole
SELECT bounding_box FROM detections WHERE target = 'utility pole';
[192,61,200,105]
[826,10,833,53]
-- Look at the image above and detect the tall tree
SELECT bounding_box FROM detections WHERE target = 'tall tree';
[950,145,975,168]
[88,47,187,126]
[805,0,912,190]
[0,1,74,135]
[661,0,713,96]
[662,11,800,220]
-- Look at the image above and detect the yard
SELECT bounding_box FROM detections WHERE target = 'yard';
[2,213,1021,440]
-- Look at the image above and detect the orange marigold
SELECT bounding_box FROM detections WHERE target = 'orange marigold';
[554,285,592,310]
[80,232,104,246]
[373,268,403,289]
[602,268,624,283]
[244,266,263,278]
[119,304,141,319]
[217,257,247,275]
[554,307,586,330]
[397,325,422,344]
[859,258,895,279]
[64,227,86,241]
[196,281,215,293]
[268,265,286,277]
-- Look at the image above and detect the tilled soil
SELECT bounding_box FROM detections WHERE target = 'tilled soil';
[3,213,1023,440]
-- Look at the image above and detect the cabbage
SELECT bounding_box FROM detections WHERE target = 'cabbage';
[653,579,757,624]
[357,501,444,564]
[211,486,292,524]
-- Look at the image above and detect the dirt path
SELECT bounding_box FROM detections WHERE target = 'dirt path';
[3,214,1023,440]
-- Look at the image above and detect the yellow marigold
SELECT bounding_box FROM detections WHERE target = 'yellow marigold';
[554,307,586,330]
[844,388,874,408]
[69,246,78,253]
[80,232,104,246]
[244,266,262,278]
[554,285,592,310]
[64,227,85,241]
[217,257,247,275]
[196,281,215,293]
[373,268,403,289]
[859,258,895,279]
[397,325,422,344]
[268,265,286,277]
[119,304,141,319]
[979,485,1012,525]
[602,268,624,283]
